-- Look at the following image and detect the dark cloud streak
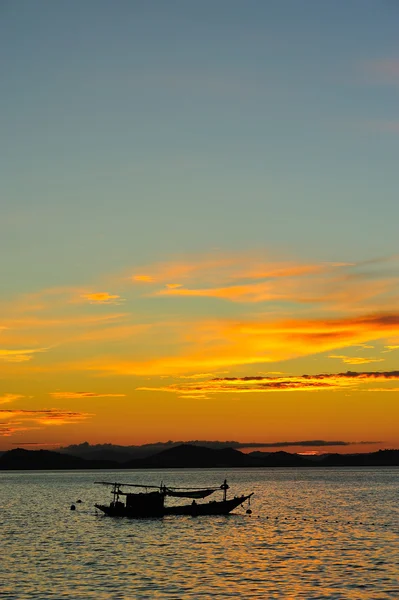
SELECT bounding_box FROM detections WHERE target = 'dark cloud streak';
[235,440,382,449]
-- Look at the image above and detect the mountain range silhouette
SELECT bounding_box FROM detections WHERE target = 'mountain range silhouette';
[0,444,398,470]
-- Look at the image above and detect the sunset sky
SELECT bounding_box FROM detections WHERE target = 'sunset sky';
[1,1,399,452]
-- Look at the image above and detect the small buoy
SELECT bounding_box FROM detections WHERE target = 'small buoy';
[246,509,252,515]
[70,504,76,511]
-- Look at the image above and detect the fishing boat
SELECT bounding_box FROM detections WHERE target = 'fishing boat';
[94,479,253,518]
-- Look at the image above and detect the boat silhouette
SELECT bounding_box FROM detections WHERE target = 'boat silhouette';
[94,479,253,518]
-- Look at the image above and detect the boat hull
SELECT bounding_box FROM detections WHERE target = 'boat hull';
[95,494,252,518]
[94,503,164,518]
[164,494,252,516]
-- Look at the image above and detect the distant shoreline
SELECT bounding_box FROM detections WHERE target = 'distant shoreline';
[0,445,398,470]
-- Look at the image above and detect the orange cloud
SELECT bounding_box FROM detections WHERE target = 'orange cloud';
[0,347,49,362]
[36,415,90,426]
[384,345,399,352]
[155,282,283,303]
[0,424,34,437]
[50,391,126,399]
[0,394,24,405]
[66,311,399,377]
[81,292,123,305]
[328,355,385,365]
[132,275,155,283]
[131,254,330,287]
[131,253,399,311]
[137,370,399,397]
[1,252,399,383]
[0,409,93,436]
[153,275,398,308]
[0,409,92,421]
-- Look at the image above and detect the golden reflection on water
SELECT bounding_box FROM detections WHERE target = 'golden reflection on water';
[0,469,398,599]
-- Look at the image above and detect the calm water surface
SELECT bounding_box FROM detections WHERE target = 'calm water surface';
[1,468,398,599]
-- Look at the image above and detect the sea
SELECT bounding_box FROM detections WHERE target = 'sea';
[1,468,398,599]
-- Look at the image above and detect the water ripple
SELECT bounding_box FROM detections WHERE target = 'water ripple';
[0,468,398,599]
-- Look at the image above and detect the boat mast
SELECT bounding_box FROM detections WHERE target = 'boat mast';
[221,479,229,502]
[112,483,120,504]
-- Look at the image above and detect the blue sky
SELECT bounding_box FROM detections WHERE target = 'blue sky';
[1,1,399,449]
[2,0,399,291]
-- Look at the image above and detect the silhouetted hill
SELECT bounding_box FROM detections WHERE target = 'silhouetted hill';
[1,445,397,470]
[58,441,161,462]
[248,450,312,467]
[69,448,136,463]
[319,449,399,467]
[122,445,329,468]
[58,440,248,462]
[0,448,119,470]
[124,444,257,468]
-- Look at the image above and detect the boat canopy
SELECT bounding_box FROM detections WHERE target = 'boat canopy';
[164,488,215,499]
[95,481,219,499]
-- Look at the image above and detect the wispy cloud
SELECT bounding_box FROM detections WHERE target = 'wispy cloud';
[236,440,381,449]
[0,409,92,421]
[137,370,399,396]
[80,292,124,305]
[132,253,399,310]
[0,310,130,362]
[132,275,155,283]
[0,347,49,362]
[11,442,62,447]
[0,424,33,437]
[131,256,337,300]
[0,409,93,436]
[50,391,126,400]
[76,312,399,376]
[0,394,24,405]
[1,252,399,382]
[131,254,332,285]
[154,281,285,303]
[328,355,385,365]
[153,276,398,308]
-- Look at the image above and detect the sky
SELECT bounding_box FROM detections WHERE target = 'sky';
[1,0,399,453]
